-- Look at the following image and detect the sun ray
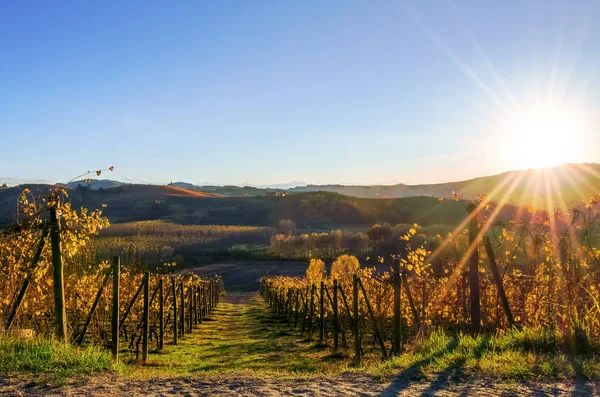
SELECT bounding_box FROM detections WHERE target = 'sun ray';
[424,169,528,322]
[401,2,513,117]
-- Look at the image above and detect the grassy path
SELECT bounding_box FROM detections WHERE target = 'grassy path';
[131,292,349,378]
[2,292,599,395]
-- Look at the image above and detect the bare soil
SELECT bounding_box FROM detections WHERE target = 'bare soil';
[1,372,598,396]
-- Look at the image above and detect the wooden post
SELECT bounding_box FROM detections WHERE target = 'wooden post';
[467,203,481,334]
[353,275,360,365]
[159,277,164,350]
[483,235,515,327]
[120,281,144,326]
[49,195,67,341]
[358,277,388,359]
[294,290,300,329]
[6,230,47,330]
[193,284,198,327]
[308,284,316,340]
[180,281,185,336]
[77,267,112,345]
[142,272,149,363]
[301,286,309,333]
[319,281,325,345]
[199,284,204,323]
[111,256,120,360]
[333,279,339,353]
[402,273,420,326]
[188,286,193,332]
[393,260,402,356]
[209,280,214,312]
[172,277,178,345]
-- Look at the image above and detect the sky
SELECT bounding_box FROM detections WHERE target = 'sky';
[1,1,599,187]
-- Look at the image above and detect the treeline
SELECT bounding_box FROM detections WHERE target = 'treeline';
[268,222,450,260]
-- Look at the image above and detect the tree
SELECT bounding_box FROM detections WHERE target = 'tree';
[306,258,325,283]
[1,183,6,188]
[331,255,360,286]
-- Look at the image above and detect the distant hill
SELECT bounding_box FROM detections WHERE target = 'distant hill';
[169,182,285,197]
[0,183,511,229]
[58,179,124,190]
[171,163,600,207]
[289,163,600,207]
[1,163,598,228]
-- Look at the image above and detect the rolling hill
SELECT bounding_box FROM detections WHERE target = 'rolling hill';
[0,184,478,229]
[289,163,600,206]
[172,163,600,207]
[1,164,598,229]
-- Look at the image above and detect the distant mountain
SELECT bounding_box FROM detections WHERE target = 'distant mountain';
[244,181,308,190]
[58,179,125,190]
[169,182,285,197]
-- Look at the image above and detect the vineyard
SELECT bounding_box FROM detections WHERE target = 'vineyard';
[260,197,600,364]
[2,182,600,392]
[0,186,223,365]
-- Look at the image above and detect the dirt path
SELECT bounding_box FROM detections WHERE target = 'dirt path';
[2,371,598,396]
[1,293,599,396]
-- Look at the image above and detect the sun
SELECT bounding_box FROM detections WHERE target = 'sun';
[500,102,589,170]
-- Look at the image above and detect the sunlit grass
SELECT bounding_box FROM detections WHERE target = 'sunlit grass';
[0,337,122,383]
[374,329,600,381]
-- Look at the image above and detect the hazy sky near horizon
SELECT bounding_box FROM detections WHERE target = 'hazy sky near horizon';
[1,1,599,187]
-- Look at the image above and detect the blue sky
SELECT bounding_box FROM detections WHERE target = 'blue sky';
[1,1,599,186]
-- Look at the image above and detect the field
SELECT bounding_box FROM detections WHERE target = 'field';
[2,182,600,396]
[1,291,598,396]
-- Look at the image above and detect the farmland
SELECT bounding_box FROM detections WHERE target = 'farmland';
[2,171,600,395]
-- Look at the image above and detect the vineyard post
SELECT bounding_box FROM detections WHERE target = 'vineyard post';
[211,280,215,312]
[333,279,339,353]
[6,230,47,330]
[483,235,515,327]
[203,283,208,317]
[111,256,120,360]
[288,290,293,319]
[180,280,185,336]
[467,202,481,334]
[172,277,178,345]
[308,284,316,340]
[120,281,143,326]
[301,286,309,333]
[199,284,204,323]
[353,274,360,365]
[214,280,218,307]
[49,194,67,341]
[319,281,325,345]
[402,273,420,326]
[208,281,212,313]
[357,277,387,359]
[199,283,204,315]
[77,267,112,345]
[188,285,193,332]
[159,277,164,350]
[193,284,198,327]
[393,259,402,356]
[142,271,150,363]
[294,289,300,328]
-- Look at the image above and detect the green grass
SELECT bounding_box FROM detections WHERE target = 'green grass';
[2,297,598,385]
[0,337,121,382]
[374,329,600,381]
[125,295,370,378]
